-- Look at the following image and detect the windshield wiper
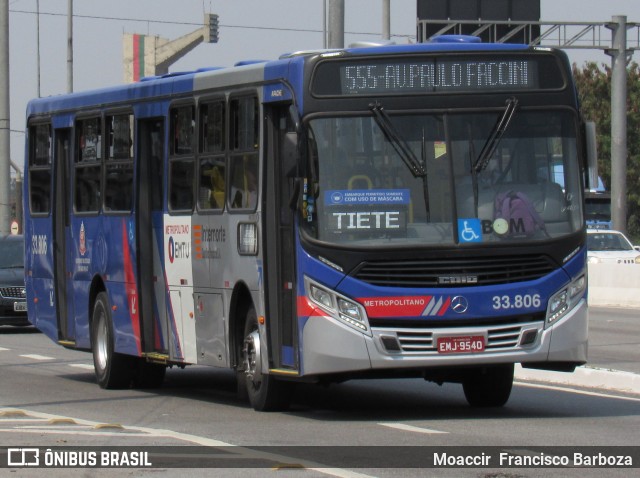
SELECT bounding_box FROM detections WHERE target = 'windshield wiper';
[369,102,431,221]
[473,97,518,173]
[370,102,426,178]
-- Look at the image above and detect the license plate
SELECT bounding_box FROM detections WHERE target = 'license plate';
[13,302,27,312]
[437,335,485,354]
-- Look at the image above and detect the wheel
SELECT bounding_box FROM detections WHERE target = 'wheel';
[91,292,135,389]
[462,364,514,407]
[240,307,293,411]
[134,360,166,389]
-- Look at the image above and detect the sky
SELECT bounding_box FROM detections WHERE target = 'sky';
[7,0,640,172]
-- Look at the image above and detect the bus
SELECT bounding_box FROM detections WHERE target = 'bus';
[24,36,590,411]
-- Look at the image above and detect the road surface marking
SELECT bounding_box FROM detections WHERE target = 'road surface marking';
[19,354,54,361]
[378,422,448,434]
[0,407,374,478]
[69,363,95,370]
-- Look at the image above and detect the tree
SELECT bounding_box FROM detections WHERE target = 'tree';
[572,62,640,241]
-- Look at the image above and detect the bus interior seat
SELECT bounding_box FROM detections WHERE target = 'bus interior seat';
[209,166,225,208]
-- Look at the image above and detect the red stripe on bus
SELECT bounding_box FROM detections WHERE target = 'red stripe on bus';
[122,219,142,354]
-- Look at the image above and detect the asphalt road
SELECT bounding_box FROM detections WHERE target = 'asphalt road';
[587,306,640,374]
[1,307,639,478]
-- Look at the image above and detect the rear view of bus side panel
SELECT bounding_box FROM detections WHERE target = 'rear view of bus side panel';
[24,120,58,342]
[24,220,57,341]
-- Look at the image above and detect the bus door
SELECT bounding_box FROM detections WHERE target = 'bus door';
[264,105,299,372]
[136,118,170,358]
[52,128,73,342]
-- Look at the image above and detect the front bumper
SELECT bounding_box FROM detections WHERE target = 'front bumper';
[300,299,588,376]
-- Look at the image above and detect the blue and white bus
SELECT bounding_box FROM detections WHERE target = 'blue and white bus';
[24,37,590,411]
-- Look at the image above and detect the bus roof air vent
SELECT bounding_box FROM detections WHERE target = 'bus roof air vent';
[279,49,343,59]
[160,71,194,79]
[196,67,225,73]
[348,40,396,48]
[430,35,481,44]
[234,60,267,67]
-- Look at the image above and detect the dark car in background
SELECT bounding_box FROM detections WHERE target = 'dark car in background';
[0,234,28,326]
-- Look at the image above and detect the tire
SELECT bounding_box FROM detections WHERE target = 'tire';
[91,292,135,389]
[462,364,514,407]
[240,307,293,411]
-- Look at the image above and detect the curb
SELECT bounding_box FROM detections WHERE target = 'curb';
[514,364,640,395]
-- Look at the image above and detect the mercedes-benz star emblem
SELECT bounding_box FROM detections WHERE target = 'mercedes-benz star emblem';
[451,296,469,314]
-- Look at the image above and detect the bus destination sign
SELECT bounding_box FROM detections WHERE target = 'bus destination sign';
[312,55,565,96]
[342,59,534,94]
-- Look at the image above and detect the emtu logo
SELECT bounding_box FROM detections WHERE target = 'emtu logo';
[168,236,175,263]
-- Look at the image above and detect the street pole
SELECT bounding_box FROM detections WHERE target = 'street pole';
[0,0,10,235]
[328,0,344,49]
[37,0,41,97]
[382,0,390,41]
[607,15,628,234]
[323,0,327,49]
[67,0,73,93]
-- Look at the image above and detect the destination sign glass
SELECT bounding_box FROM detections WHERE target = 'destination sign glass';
[312,54,565,96]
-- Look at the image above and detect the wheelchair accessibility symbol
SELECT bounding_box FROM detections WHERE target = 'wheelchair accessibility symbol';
[458,219,482,243]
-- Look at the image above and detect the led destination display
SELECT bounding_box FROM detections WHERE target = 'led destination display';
[312,54,565,96]
[342,60,533,93]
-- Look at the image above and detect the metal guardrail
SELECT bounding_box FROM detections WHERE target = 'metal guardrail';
[417,20,640,51]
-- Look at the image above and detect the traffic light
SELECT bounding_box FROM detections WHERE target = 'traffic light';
[207,14,219,43]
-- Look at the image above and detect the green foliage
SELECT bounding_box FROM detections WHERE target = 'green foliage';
[572,62,640,241]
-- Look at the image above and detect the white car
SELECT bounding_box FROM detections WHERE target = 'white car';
[587,229,640,265]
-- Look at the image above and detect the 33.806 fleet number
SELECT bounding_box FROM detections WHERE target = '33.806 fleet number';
[492,294,541,310]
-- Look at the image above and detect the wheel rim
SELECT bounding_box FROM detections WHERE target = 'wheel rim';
[242,328,262,386]
[95,309,109,371]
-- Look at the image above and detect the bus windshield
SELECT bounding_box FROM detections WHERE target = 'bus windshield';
[304,109,582,246]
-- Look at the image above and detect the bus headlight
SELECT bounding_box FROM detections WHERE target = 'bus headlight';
[310,284,334,311]
[305,277,370,335]
[546,273,586,327]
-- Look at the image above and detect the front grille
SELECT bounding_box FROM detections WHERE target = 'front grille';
[353,254,556,288]
[375,322,541,354]
[0,287,26,299]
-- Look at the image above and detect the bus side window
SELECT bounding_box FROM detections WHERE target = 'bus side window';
[169,158,195,211]
[74,117,102,213]
[169,104,196,212]
[229,95,259,210]
[199,161,225,210]
[104,114,134,213]
[198,100,226,211]
[28,123,52,215]
[229,155,257,209]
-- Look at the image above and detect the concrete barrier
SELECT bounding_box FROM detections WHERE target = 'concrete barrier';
[587,263,640,308]
[515,364,640,395]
